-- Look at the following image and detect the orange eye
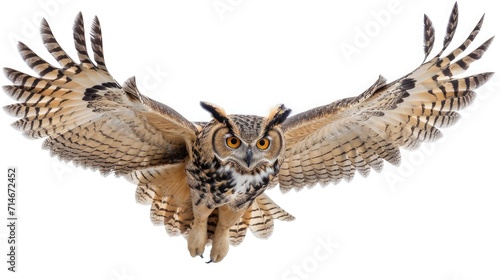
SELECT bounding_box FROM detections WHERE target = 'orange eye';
[226,136,241,149]
[256,138,270,150]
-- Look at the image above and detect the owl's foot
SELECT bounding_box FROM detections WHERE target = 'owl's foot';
[187,220,208,258]
[209,227,230,263]
[207,204,247,263]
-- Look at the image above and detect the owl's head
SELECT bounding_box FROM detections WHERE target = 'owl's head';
[199,102,291,173]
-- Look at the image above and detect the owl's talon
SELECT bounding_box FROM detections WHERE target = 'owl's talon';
[187,219,208,258]
[188,243,205,258]
[209,230,230,263]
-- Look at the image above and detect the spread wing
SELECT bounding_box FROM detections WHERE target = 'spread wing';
[4,13,199,173]
[278,3,494,191]
[3,13,294,245]
[3,13,201,228]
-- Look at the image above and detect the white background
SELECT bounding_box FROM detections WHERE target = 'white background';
[1,0,499,279]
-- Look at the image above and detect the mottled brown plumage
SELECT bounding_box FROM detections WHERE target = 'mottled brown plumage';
[3,3,493,262]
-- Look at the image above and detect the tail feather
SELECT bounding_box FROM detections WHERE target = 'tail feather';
[129,164,193,237]
[247,198,275,239]
[206,194,295,246]
[228,194,294,245]
[228,211,250,245]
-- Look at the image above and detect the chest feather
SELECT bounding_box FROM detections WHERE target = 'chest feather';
[226,166,275,194]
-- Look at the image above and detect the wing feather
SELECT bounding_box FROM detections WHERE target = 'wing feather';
[279,4,493,191]
[3,12,199,176]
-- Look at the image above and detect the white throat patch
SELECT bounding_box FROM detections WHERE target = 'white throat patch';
[225,166,275,194]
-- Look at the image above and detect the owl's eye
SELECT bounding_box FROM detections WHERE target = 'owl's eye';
[226,136,241,149]
[256,138,270,150]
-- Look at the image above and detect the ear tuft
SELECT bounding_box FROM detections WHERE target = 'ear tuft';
[200,101,229,124]
[265,104,291,131]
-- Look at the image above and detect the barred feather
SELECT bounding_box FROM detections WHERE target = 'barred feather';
[229,194,294,245]
[279,3,493,191]
[3,12,198,176]
[129,165,293,246]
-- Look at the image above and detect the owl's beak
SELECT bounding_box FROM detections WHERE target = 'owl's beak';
[245,147,253,168]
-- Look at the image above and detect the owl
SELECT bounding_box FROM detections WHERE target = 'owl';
[3,3,493,263]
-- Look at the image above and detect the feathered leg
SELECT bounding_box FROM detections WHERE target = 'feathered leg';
[209,204,247,263]
[187,203,211,258]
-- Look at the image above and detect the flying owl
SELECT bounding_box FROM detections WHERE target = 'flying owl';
[3,3,493,263]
